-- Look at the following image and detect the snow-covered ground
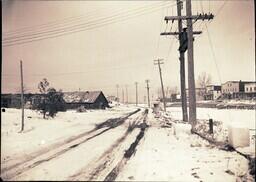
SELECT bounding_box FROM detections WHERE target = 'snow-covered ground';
[166,107,255,129]
[1,105,137,164]
[1,106,254,181]
[165,107,255,157]
[116,111,253,182]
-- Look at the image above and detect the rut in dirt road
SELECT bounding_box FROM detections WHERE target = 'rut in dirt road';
[69,109,149,181]
[1,109,141,181]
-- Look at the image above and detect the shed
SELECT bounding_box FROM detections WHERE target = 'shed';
[63,91,109,109]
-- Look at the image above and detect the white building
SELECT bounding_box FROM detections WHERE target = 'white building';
[205,85,222,100]
[244,82,256,93]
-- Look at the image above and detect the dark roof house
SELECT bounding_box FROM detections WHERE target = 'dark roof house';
[63,91,109,109]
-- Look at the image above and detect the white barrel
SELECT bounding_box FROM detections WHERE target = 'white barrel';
[228,125,250,148]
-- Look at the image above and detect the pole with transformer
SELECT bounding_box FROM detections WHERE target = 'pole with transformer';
[160,0,214,129]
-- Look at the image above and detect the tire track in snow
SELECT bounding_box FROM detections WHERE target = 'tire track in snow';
[68,109,149,181]
[104,123,148,181]
[1,109,141,180]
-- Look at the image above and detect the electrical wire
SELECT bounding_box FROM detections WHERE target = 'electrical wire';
[3,2,165,38]
[3,2,177,47]
[204,23,222,84]
[4,3,168,42]
[155,5,166,58]
[3,8,101,36]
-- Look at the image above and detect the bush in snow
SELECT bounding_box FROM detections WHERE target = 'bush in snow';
[35,78,66,118]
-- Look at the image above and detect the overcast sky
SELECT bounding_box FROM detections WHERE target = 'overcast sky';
[2,0,255,103]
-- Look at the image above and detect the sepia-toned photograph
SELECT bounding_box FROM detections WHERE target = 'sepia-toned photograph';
[1,0,255,181]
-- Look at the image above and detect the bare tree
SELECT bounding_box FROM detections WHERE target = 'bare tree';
[197,72,212,97]
[38,78,49,94]
[35,78,65,118]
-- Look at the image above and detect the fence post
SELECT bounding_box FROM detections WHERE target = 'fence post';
[209,119,213,134]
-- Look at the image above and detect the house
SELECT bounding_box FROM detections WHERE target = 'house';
[244,82,256,99]
[1,94,21,108]
[204,85,222,100]
[63,91,109,109]
[221,81,255,99]
[1,93,44,109]
[244,82,256,93]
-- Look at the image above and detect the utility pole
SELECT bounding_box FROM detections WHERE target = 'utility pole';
[186,0,196,128]
[154,59,166,112]
[20,60,24,132]
[177,0,188,122]
[122,87,124,104]
[145,80,150,108]
[135,82,138,106]
[161,1,213,129]
[125,85,128,104]
[116,84,119,103]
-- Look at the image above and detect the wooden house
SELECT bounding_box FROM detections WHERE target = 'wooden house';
[63,91,109,109]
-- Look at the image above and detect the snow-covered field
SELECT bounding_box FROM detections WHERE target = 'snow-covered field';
[166,107,255,129]
[166,107,255,157]
[1,106,137,164]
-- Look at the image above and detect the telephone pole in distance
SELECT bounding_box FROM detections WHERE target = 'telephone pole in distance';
[145,79,150,108]
[20,60,24,132]
[135,82,138,106]
[154,58,166,112]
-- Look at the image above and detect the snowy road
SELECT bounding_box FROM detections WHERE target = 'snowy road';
[1,107,148,181]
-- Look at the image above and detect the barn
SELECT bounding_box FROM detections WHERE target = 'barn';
[1,94,21,108]
[63,91,109,109]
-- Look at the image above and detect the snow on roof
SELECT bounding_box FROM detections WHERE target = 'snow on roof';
[63,91,102,103]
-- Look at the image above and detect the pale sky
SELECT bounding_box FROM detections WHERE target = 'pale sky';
[2,0,255,103]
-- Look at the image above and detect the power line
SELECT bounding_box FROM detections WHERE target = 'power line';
[3,2,164,38]
[215,0,228,18]
[3,5,175,47]
[3,8,101,36]
[155,4,166,58]
[204,23,222,84]
[3,2,177,47]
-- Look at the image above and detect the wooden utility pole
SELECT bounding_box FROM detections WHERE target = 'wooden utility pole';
[122,87,124,103]
[135,82,138,106]
[116,84,119,103]
[154,59,166,112]
[161,1,213,129]
[20,60,24,132]
[145,80,150,108]
[125,85,128,104]
[186,0,196,128]
[177,0,188,122]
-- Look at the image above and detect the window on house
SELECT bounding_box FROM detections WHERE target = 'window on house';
[254,87,256,91]
[250,87,252,92]
[246,88,248,91]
